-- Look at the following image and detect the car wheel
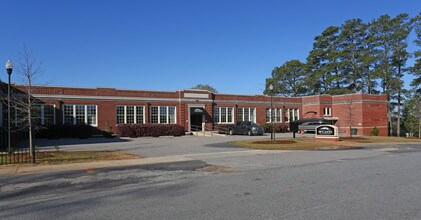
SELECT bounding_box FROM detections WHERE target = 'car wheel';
[247,130,252,136]
[229,129,234,135]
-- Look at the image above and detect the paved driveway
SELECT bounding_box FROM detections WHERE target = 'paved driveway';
[34,133,313,157]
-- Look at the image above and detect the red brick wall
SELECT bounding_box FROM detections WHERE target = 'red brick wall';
[8,84,388,136]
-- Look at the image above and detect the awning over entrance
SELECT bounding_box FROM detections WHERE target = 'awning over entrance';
[190,107,207,115]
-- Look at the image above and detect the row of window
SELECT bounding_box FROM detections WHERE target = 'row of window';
[213,107,301,124]
[265,108,299,123]
[0,104,57,127]
[116,106,144,124]
[0,104,176,127]
[64,105,97,126]
[1,103,306,127]
[65,105,177,126]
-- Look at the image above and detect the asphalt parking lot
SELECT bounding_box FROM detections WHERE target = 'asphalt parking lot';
[34,133,314,157]
[2,135,421,220]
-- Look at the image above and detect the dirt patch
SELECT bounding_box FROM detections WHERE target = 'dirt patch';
[252,140,297,144]
[339,137,371,143]
[1,151,140,166]
[196,165,237,173]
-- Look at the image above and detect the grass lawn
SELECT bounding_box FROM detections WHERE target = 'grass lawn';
[1,151,140,165]
[229,136,421,150]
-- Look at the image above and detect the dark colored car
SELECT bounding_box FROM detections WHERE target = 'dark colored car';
[226,121,264,136]
[298,119,331,133]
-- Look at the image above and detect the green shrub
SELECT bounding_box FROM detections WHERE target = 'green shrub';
[116,124,185,137]
[371,127,379,136]
[264,123,289,133]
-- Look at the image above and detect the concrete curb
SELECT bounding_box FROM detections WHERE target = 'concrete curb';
[0,149,276,176]
[0,155,194,176]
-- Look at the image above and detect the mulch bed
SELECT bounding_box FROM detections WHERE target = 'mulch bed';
[339,137,371,143]
[252,140,297,144]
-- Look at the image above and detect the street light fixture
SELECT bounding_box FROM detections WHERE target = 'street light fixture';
[5,60,13,153]
[269,84,274,142]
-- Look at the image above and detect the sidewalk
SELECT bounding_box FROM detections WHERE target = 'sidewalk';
[0,149,277,176]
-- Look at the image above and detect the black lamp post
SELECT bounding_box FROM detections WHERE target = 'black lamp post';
[269,84,274,142]
[5,60,13,153]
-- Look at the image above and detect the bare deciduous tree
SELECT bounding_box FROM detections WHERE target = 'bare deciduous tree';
[340,94,358,137]
[12,45,44,160]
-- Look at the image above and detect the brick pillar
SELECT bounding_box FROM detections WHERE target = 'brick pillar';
[145,103,151,123]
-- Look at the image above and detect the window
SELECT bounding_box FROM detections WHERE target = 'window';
[87,105,97,125]
[126,106,135,123]
[286,108,299,122]
[36,104,55,126]
[63,104,97,126]
[237,107,256,123]
[266,108,300,123]
[116,106,145,124]
[323,107,332,116]
[168,106,176,123]
[151,106,159,123]
[293,109,299,121]
[214,107,234,123]
[160,106,167,123]
[75,105,85,125]
[266,108,283,123]
[64,105,74,125]
[136,106,144,124]
[116,106,125,124]
[213,108,219,123]
[150,106,176,124]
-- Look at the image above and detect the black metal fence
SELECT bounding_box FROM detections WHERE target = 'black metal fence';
[0,128,34,165]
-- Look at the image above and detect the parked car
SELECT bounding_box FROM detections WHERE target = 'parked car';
[226,121,264,136]
[298,119,331,133]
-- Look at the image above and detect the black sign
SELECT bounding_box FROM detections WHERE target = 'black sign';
[316,126,335,136]
[190,107,206,115]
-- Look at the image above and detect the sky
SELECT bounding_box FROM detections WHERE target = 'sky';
[0,0,420,95]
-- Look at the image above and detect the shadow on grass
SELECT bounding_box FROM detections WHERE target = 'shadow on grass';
[33,137,131,147]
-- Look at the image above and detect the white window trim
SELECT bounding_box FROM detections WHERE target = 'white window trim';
[323,107,332,116]
[124,106,127,124]
[214,107,234,124]
[151,106,177,124]
[39,104,56,125]
[238,107,257,123]
[136,106,145,124]
[266,108,283,123]
[62,104,98,127]
[117,105,145,124]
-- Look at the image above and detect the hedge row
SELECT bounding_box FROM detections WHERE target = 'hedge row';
[36,125,93,139]
[264,123,289,133]
[116,124,185,137]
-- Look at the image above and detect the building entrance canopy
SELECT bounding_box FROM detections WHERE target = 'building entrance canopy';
[190,107,206,115]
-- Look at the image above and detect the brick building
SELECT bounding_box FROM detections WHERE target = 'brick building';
[0,84,389,136]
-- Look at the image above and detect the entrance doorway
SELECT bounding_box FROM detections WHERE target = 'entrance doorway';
[190,114,203,131]
[189,107,206,131]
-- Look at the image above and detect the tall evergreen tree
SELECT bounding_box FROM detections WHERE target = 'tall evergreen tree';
[191,84,218,93]
[337,18,367,93]
[267,60,307,97]
[370,13,412,135]
[402,91,421,137]
[411,12,421,93]
[305,26,344,95]
[361,21,380,94]
[370,14,395,98]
